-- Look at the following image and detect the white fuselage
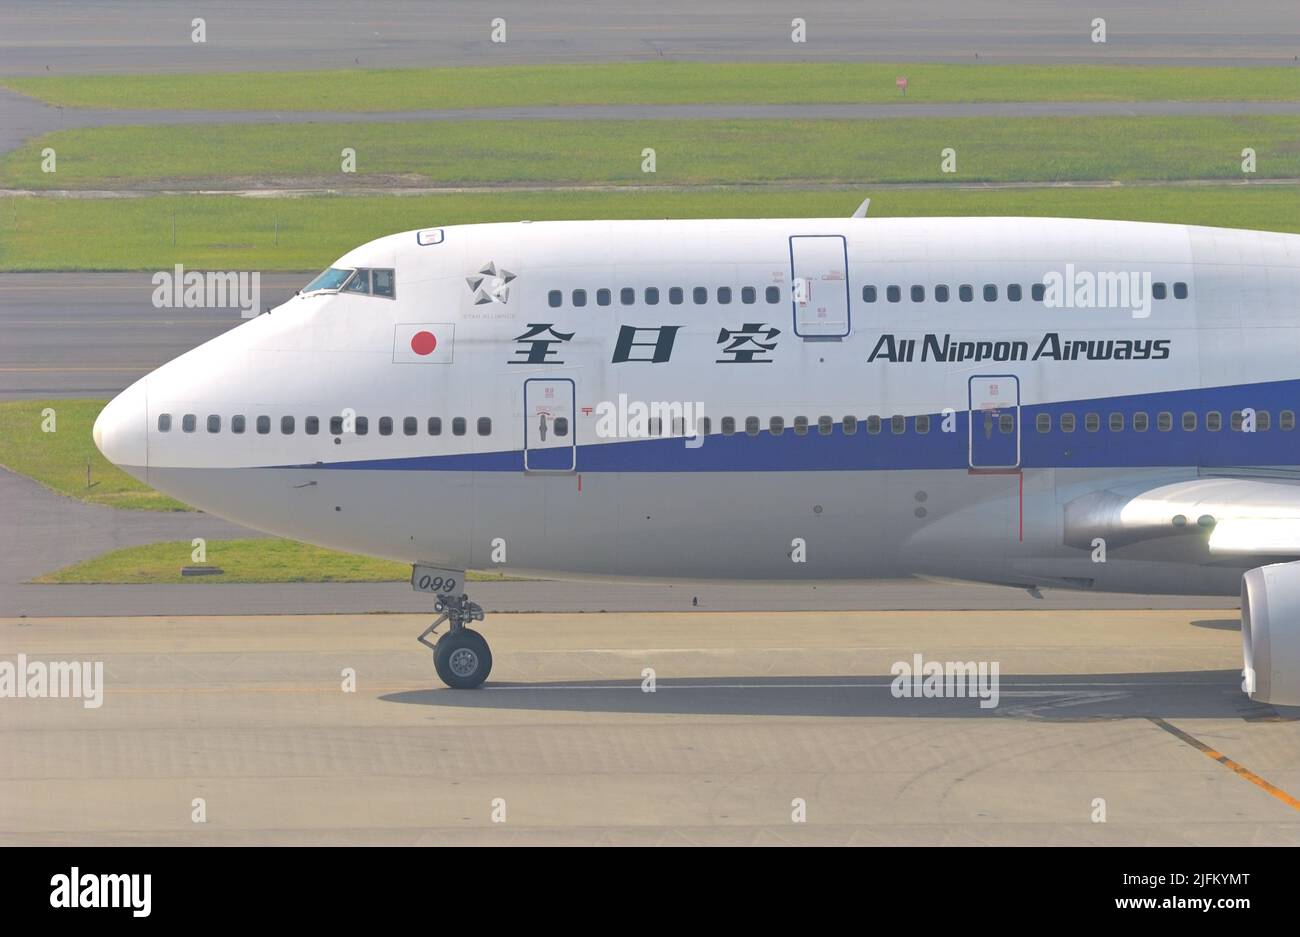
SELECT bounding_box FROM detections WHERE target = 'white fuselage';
[92,217,1300,595]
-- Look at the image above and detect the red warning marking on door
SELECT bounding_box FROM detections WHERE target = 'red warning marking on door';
[410,331,437,355]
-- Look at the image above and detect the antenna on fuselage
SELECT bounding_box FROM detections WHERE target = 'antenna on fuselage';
[851,198,870,219]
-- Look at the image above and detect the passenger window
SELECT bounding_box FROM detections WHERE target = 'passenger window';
[1109,413,1124,432]
[1031,283,1046,302]
[256,415,271,435]
[745,417,760,436]
[818,415,833,435]
[1060,413,1076,433]
[999,413,1014,434]
[863,286,878,303]
[157,413,171,432]
[306,416,320,435]
[1036,413,1051,433]
[905,285,921,302]
[572,289,587,307]
[887,285,901,303]
[718,287,732,305]
[935,285,949,303]
[1007,284,1022,302]
[721,416,736,435]
[372,269,395,298]
[700,417,712,436]
[1281,410,1295,431]
[620,287,635,306]
[597,289,611,306]
[693,287,708,304]
[379,417,393,436]
[669,287,684,305]
[959,285,974,302]
[403,417,416,436]
[478,417,493,436]
[1259,411,1272,431]
[769,416,784,436]
[793,416,808,436]
[1173,282,1188,299]
[645,287,659,305]
[548,290,561,308]
[1085,413,1100,432]
[207,414,221,433]
[1182,411,1197,431]
[891,415,906,434]
[647,418,662,437]
[1207,411,1222,432]
[765,286,780,304]
[329,416,343,435]
[1157,411,1173,432]
[866,415,882,435]
[1133,412,1149,432]
[182,414,196,433]
[452,417,466,436]
[842,416,858,435]
[428,417,442,436]
[1153,282,1167,300]
[354,416,368,436]
[914,415,930,434]
[742,286,756,304]
[983,284,998,301]
[232,415,246,434]
[281,416,294,435]
[345,269,370,294]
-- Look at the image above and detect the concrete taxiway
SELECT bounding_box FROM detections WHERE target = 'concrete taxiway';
[2,607,1296,845]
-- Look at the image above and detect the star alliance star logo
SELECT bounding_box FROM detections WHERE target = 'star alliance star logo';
[466,262,517,305]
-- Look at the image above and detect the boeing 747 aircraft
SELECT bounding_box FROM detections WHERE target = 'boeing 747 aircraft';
[93,216,1300,697]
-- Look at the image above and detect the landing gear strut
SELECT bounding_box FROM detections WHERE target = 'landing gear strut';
[417,593,491,689]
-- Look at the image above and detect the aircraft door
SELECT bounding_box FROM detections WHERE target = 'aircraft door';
[968,374,1020,469]
[523,377,576,472]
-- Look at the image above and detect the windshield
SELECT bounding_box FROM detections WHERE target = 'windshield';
[302,267,354,293]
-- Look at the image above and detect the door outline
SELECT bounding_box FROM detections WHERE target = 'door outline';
[968,374,1021,470]
[789,235,851,339]
[523,377,577,473]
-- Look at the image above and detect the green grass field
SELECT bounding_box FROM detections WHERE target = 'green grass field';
[0,398,189,510]
[3,116,1295,190]
[2,186,1296,271]
[5,62,1298,110]
[33,537,521,584]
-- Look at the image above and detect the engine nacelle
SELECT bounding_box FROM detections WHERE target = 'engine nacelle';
[1240,562,1300,706]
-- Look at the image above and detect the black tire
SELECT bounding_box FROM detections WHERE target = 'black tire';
[433,628,492,689]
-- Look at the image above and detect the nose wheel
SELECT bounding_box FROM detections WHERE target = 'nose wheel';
[417,593,491,689]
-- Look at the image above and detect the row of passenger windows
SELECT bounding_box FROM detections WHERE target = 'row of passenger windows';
[156,408,1293,440]
[862,281,1190,304]
[156,413,496,437]
[624,409,1297,438]
[548,285,782,308]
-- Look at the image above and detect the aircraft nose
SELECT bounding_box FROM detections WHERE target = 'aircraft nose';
[93,378,149,471]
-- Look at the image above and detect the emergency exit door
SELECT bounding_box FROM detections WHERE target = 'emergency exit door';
[789,235,851,338]
[523,378,576,472]
[968,375,1020,469]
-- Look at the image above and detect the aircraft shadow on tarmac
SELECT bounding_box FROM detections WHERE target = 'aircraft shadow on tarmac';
[382,668,1298,722]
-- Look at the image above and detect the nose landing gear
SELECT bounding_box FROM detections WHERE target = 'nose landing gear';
[417,593,491,689]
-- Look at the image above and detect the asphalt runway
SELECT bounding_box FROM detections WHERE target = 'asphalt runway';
[2,1,1296,76]
[3,607,1296,845]
[0,273,305,399]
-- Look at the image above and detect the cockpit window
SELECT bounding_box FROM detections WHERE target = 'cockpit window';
[303,267,354,293]
[344,269,371,293]
[372,269,395,297]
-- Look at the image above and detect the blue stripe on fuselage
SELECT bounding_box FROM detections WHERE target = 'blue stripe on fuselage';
[272,379,1300,473]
